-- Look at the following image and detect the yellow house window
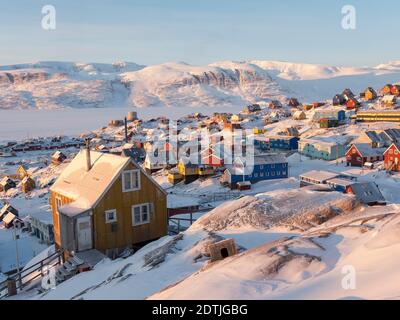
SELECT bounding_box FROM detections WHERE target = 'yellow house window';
[105,209,117,223]
[122,170,141,192]
[132,203,153,226]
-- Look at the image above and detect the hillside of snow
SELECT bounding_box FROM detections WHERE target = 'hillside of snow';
[15,187,399,301]
[2,60,400,110]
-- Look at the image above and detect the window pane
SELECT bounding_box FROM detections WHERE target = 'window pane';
[134,207,141,223]
[142,213,148,222]
[133,171,139,188]
[124,172,132,190]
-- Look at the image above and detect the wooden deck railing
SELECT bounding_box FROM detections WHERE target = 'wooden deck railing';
[0,249,63,299]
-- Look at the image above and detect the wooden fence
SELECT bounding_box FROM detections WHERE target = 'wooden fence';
[0,249,63,299]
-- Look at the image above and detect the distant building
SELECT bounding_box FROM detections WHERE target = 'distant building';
[355,111,400,122]
[268,135,299,150]
[0,203,18,222]
[363,87,378,101]
[342,88,355,100]
[381,95,397,106]
[21,176,36,193]
[391,84,400,97]
[28,215,54,245]
[288,98,300,107]
[299,170,356,190]
[345,182,386,206]
[311,109,346,122]
[269,100,283,109]
[298,139,347,160]
[221,154,288,189]
[333,94,346,106]
[383,84,393,95]
[244,104,261,113]
[346,143,384,167]
[0,176,16,192]
[292,110,306,120]
[283,127,300,137]
[319,118,339,128]
[384,143,400,172]
[51,151,67,166]
[346,98,360,110]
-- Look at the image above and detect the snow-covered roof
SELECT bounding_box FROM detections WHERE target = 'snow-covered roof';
[326,178,354,187]
[3,212,16,224]
[300,170,340,182]
[50,150,132,215]
[253,154,287,165]
[299,138,339,147]
[382,95,396,102]
[0,176,13,186]
[349,182,385,204]
[352,143,385,157]
[268,135,297,141]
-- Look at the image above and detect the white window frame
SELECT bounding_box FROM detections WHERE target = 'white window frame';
[122,169,141,192]
[55,196,62,213]
[132,203,151,226]
[105,209,117,223]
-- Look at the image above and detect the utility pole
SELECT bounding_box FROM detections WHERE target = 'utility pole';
[13,222,22,289]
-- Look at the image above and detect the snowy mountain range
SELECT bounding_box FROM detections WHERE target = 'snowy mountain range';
[1,60,400,110]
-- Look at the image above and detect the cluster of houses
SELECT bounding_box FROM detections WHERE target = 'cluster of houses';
[0,202,54,244]
[299,170,386,206]
[0,136,85,155]
[347,128,400,171]
[0,165,37,195]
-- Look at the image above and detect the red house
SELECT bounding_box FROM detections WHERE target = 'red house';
[384,143,400,171]
[202,147,224,167]
[346,143,384,167]
[391,85,400,97]
[346,98,360,110]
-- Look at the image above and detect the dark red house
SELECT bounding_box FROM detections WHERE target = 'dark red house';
[384,143,400,171]
[288,98,300,107]
[346,143,384,167]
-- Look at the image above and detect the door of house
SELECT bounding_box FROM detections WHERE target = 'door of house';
[77,216,93,251]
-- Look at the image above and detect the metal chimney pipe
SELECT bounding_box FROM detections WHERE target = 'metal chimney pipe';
[85,139,91,171]
[124,117,128,143]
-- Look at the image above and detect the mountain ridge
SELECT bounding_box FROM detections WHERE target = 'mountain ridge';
[1,60,400,110]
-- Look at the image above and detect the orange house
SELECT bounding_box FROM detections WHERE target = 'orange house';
[364,87,378,101]
[383,84,393,95]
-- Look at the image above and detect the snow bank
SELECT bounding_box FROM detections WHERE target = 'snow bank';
[192,189,358,231]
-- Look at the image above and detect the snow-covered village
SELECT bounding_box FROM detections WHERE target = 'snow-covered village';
[2,1,400,306]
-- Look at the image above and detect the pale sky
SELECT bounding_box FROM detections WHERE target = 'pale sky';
[1,0,399,67]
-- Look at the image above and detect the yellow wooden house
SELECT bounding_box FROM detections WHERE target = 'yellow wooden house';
[50,148,168,259]
[364,87,378,101]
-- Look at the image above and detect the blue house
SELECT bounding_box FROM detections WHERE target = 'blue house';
[268,135,299,150]
[221,154,288,189]
[254,137,271,151]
